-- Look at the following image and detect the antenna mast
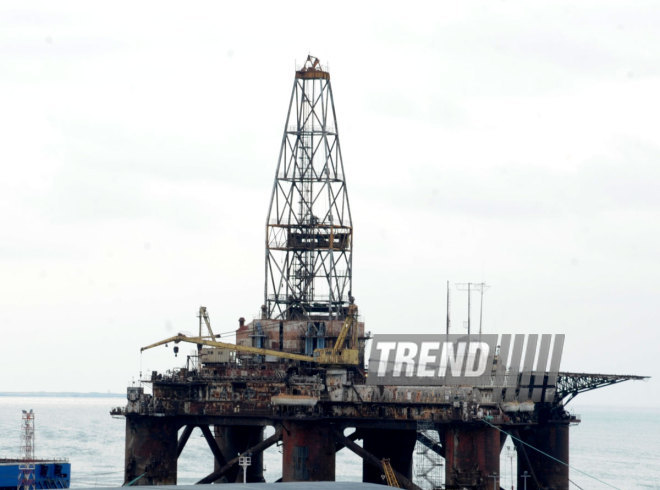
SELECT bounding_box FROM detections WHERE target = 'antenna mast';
[446,280,451,335]
[456,282,489,335]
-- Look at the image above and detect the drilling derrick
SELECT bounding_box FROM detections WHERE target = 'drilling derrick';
[265,55,352,320]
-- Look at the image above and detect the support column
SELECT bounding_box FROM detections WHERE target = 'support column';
[361,429,416,485]
[124,415,178,485]
[282,422,335,481]
[443,424,500,489]
[213,425,265,482]
[516,423,569,490]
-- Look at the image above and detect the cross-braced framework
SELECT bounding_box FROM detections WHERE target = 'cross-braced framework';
[264,56,352,320]
[18,409,35,490]
[556,372,648,405]
[414,422,443,490]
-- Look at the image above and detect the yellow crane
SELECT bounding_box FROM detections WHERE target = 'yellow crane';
[140,304,360,366]
[314,303,359,365]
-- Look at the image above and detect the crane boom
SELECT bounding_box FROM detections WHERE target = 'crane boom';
[314,303,359,364]
[199,306,215,338]
[141,334,315,363]
[333,303,357,354]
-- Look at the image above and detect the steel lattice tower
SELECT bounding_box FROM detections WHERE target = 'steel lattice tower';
[264,56,353,321]
[18,409,35,490]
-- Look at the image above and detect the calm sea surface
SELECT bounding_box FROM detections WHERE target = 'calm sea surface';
[0,396,658,489]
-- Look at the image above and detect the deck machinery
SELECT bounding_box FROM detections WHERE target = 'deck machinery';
[116,56,646,490]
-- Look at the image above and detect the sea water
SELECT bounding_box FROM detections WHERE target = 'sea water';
[0,396,658,489]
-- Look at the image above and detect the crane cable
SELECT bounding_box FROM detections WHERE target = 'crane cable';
[480,418,621,490]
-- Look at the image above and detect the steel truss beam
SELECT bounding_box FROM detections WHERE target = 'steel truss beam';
[556,371,648,404]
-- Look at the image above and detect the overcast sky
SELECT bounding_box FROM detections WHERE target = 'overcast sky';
[1,1,657,406]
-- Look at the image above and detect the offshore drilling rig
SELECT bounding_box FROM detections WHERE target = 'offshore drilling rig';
[115,56,646,490]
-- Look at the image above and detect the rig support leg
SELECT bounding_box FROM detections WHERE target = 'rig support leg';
[282,422,335,482]
[516,422,569,490]
[361,429,417,485]
[124,415,178,485]
[443,423,500,490]
[213,425,265,482]
[362,429,417,485]
[334,429,421,490]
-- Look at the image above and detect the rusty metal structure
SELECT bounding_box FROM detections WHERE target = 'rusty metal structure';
[114,56,647,490]
[265,55,352,321]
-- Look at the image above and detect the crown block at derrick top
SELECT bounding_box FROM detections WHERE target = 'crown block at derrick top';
[295,68,330,80]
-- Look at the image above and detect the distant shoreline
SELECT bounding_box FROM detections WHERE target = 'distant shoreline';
[0,392,124,398]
